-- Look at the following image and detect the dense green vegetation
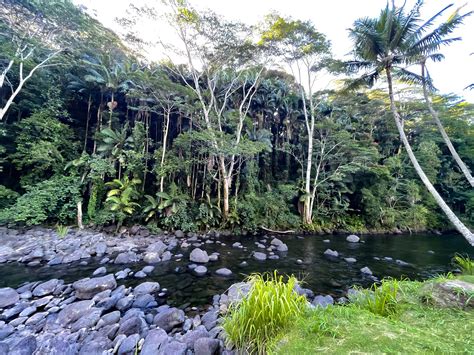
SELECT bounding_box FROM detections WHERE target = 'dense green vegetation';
[1,0,473,236]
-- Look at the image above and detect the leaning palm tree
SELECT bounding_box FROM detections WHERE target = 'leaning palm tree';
[410,4,473,187]
[347,1,474,245]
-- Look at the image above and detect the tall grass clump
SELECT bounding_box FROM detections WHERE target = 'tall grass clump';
[222,271,308,354]
[452,254,474,275]
[55,224,69,238]
[349,278,400,317]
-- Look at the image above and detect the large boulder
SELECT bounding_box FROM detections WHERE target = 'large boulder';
[153,307,185,332]
[421,280,474,309]
[114,251,139,264]
[312,295,334,308]
[346,234,360,243]
[32,279,62,297]
[57,300,95,326]
[141,329,168,355]
[146,241,167,255]
[189,248,209,263]
[73,274,117,299]
[0,287,19,308]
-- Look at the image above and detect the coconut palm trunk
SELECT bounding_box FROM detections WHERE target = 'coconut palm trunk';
[386,67,474,245]
[421,63,474,187]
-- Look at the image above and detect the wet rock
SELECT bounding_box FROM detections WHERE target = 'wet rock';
[142,266,155,274]
[215,268,232,277]
[396,259,410,266]
[190,248,209,263]
[277,243,288,252]
[252,252,267,261]
[360,266,373,275]
[92,267,107,276]
[312,295,334,308]
[194,337,220,355]
[175,230,185,238]
[232,242,242,248]
[73,274,117,299]
[344,257,357,263]
[153,307,185,332]
[323,249,338,257]
[296,259,303,265]
[114,251,139,264]
[133,294,156,309]
[268,255,280,260]
[134,282,160,296]
[194,265,208,276]
[239,261,248,267]
[0,287,19,308]
[161,251,172,261]
[346,234,360,243]
[134,271,147,279]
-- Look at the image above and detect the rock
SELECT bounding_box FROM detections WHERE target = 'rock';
[98,311,121,329]
[153,307,185,332]
[296,259,303,265]
[19,306,37,317]
[160,341,187,355]
[277,243,288,252]
[201,309,218,330]
[95,242,107,256]
[312,295,334,308]
[0,324,14,340]
[194,337,220,355]
[70,307,102,332]
[9,335,37,355]
[35,335,79,355]
[190,248,209,263]
[161,251,172,261]
[134,271,147,279]
[232,242,242,248]
[360,266,373,275]
[114,251,139,264]
[133,294,155,309]
[118,316,146,336]
[73,274,117,299]
[134,282,160,295]
[194,265,208,276]
[270,238,283,246]
[79,336,112,354]
[208,254,219,261]
[226,282,251,304]
[92,267,107,276]
[57,300,94,326]
[147,241,167,254]
[25,311,48,325]
[252,252,267,261]
[141,329,168,355]
[32,279,61,297]
[175,230,185,238]
[344,257,357,263]
[183,327,210,349]
[116,295,134,311]
[268,255,280,260]
[346,234,360,243]
[421,280,474,309]
[323,249,339,257]
[142,266,155,274]
[239,261,248,267]
[396,259,410,266]
[215,268,232,277]
[0,287,19,308]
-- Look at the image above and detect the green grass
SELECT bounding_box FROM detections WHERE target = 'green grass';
[273,279,474,354]
[55,224,69,238]
[348,278,401,317]
[453,254,474,275]
[222,272,307,354]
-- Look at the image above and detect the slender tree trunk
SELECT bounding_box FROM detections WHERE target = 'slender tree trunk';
[84,94,92,152]
[160,111,170,193]
[386,68,474,245]
[421,63,474,187]
[109,92,114,129]
[77,201,84,229]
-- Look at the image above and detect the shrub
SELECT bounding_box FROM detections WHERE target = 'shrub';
[0,175,80,226]
[453,254,474,275]
[222,272,307,354]
[55,224,69,238]
[349,279,400,317]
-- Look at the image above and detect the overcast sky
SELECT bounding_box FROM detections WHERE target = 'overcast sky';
[73,0,474,102]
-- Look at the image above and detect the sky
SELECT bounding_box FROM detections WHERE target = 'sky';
[73,0,474,102]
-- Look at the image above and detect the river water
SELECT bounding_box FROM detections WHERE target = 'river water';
[0,233,472,309]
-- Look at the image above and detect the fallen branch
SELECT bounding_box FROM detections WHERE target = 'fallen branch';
[260,226,296,234]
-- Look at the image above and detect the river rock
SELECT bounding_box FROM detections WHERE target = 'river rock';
[190,248,209,263]
[9,335,37,355]
[160,341,187,355]
[92,267,107,276]
[346,234,360,243]
[141,329,168,355]
[57,300,94,326]
[114,252,139,264]
[194,265,208,276]
[253,252,267,261]
[421,280,474,308]
[73,274,117,299]
[360,266,373,275]
[194,337,220,355]
[0,287,19,308]
[161,251,172,261]
[147,241,167,255]
[344,257,357,263]
[277,243,288,252]
[118,334,140,354]
[312,295,334,308]
[175,230,185,238]
[183,327,210,349]
[35,335,79,355]
[215,268,232,277]
[31,279,61,297]
[153,307,185,332]
[323,249,339,257]
[134,271,147,279]
[134,282,160,296]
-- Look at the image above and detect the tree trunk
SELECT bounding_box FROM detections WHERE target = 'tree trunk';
[84,94,92,152]
[77,201,84,229]
[109,92,114,129]
[160,111,170,193]
[421,63,474,187]
[386,68,474,246]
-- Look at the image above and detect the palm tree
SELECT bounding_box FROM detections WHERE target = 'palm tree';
[408,5,473,187]
[105,176,141,231]
[347,1,474,245]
